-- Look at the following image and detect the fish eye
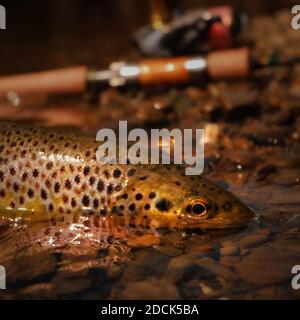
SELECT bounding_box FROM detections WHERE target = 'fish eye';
[185,200,208,217]
[191,202,206,215]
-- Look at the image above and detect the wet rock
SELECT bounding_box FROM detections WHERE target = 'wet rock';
[164,254,213,283]
[180,279,202,299]
[286,214,300,228]
[187,244,216,254]
[18,283,55,298]
[219,256,242,268]
[274,239,300,254]
[240,248,251,256]
[235,246,299,285]
[199,282,215,296]
[105,264,124,280]
[154,245,183,257]
[239,229,271,248]
[267,169,300,186]
[119,249,170,283]
[52,278,92,297]
[115,279,180,300]
[253,287,277,299]
[196,258,239,282]
[256,164,277,181]
[220,246,240,256]
[268,191,300,205]
[6,252,57,286]
[187,246,220,261]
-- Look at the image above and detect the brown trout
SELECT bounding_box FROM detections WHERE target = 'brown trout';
[0,122,255,230]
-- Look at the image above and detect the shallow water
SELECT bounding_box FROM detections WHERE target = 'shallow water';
[0,5,300,299]
[0,132,299,300]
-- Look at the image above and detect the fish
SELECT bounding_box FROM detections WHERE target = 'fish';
[0,121,255,231]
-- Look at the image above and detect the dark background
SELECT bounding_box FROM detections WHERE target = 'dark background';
[0,0,297,74]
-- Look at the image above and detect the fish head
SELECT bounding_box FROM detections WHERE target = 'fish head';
[122,165,255,230]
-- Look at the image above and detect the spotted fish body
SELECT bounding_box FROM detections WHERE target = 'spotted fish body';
[0,122,255,230]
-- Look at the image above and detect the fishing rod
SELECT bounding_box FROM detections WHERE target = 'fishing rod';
[0,48,299,98]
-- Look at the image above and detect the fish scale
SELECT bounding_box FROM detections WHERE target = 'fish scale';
[0,122,255,230]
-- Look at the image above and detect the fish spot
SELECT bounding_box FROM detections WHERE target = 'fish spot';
[83,166,91,176]
[10,167,16,175]
[107,183,114,194]
[135,193,143,201]
[185,204,192,213]
[21,172,28,182]
[129,203,136,211]
[0,190,5,197]
[82,195,90,207]
[74,175,81,184]
[97,179,105,192]
[32,169,39,177]
[19,196,24,205]
[54,182,61,193]
[222,201,232,211]
[89,176,96,186]
[144,203,150,210]
[113,169,122,178]
[103,170,110,178]
[27,189,34,198]
[127,168,136,177]
[65,179,72,190]
[115,184,122,192]
[13,183,19,192]
[46,162,53,170]
[111,206,119,214]
[0,171,4,182]
[100,208,107,216]
[149,192,156,199]
[45,179,51,189]
[41,189,47,200]
[122,193,128,199]
[62,194,69,204]
[93,199,99,209]
[156,199,173,212]
[48,204,54,212]
[70,198,77,208]
[175,181,181,186]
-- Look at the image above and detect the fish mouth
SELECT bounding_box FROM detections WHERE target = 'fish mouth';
[181,208,257,230]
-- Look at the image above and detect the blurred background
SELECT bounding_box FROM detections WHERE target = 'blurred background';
[0,0,297,74]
